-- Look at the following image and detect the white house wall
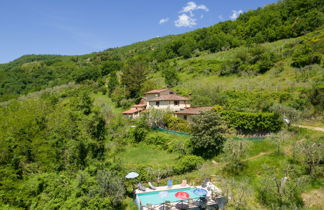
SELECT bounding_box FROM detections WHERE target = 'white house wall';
[147,100,190,111]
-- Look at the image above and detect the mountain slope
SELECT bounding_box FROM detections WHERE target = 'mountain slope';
[0,0,323,102]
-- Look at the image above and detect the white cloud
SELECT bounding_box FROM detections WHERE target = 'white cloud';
[230,10,243,20]
[159,18,169,24]
[173,1,208,27]
[180,1,209,15]
[175,14,196,27]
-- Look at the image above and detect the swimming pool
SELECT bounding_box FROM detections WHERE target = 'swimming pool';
[136,188,203,206]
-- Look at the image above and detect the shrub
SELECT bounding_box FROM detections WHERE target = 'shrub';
[163,113,190,133]
[270,104,300,125]
[221,110,283,134]
[220,45,277,76]
[294,137,323,177]
[133,119,149,143]
[146,108,169,128]
[308,84,324,111]
[223,139,250,175]
[144,133,169,150]
[257,175,304,209]
[167,139,189,155]
[174,155,204,174]
[291,43,322,68]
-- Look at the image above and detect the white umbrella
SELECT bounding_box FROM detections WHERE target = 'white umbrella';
[125,172,139,179]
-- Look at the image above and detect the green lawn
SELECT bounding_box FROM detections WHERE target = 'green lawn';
[115,143,180,168]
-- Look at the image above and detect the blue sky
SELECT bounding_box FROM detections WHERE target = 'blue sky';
[0,0,278,63]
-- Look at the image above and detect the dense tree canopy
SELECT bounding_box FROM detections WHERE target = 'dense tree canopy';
[190,111,227,158]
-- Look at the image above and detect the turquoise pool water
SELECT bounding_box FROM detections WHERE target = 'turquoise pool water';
[137,188,202,206]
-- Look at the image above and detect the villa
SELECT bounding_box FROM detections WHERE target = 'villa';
[123,88,211,120]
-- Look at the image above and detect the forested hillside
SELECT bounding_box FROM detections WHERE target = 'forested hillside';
[0,0,323,209]
[0,0,323,102]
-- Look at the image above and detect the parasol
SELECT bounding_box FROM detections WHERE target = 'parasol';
[175,191,190,199]
[193,188,208,196]
[125,172,139,179]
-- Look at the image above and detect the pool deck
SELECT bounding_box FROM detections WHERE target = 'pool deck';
[141,198,219,210]
[136,184,224,210]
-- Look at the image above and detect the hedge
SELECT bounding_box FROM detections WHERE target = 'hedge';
[221,110,283,134]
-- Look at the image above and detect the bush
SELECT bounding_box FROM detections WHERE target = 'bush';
[144,132,190,155]
[223,139,250,175]
[257,175,304,209]
[174,155,204,174]
[221,110,283,134]
[219,45,277,76]
[309,84,324,111]
[291,43,322,68]
[167,139,189,155]
[163,113,190,133]
[144,133,169,150]
[146,108,169,128]
[270,103,300,125]
[133,119,149,143]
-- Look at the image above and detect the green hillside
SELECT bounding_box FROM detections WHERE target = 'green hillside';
[0,0,323,209]
[0,0,323,102]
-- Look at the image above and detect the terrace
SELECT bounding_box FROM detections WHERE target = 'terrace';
[135,181,225,210]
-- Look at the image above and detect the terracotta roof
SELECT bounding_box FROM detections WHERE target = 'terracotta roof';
[122,108,140,114]
[149,94,190,101]
[133,104,146,108]
[144,88,170,94]
[175,107,213,115]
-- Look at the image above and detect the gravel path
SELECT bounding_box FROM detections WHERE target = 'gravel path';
[294,125,324,132]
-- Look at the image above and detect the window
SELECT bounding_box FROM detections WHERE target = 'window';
[174,100,179,106]
[184,115,187,120]
[156,101,160,107]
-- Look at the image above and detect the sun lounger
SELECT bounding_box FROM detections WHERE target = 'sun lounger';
[167,179,173,188]
[137,182,146,191]
[180,180,187,186]
[148,182,156,190]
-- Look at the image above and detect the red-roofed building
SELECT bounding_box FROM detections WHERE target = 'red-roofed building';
[122,88,196,119]
[175,107,213,121]
[122,97,147,119]
[144,88,172,95]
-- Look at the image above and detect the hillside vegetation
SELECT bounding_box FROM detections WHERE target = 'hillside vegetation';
[0,0,323,102]
[0,0,323,209]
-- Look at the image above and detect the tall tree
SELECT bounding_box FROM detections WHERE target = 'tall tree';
[107,71,119,96]
[161,62,179,87]
[190,111,227,158]
[121,62,148,98]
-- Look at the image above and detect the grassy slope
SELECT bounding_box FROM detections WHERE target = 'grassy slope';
[151,128,323,209]
[175,29,323,93]
[141,29,322,110]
